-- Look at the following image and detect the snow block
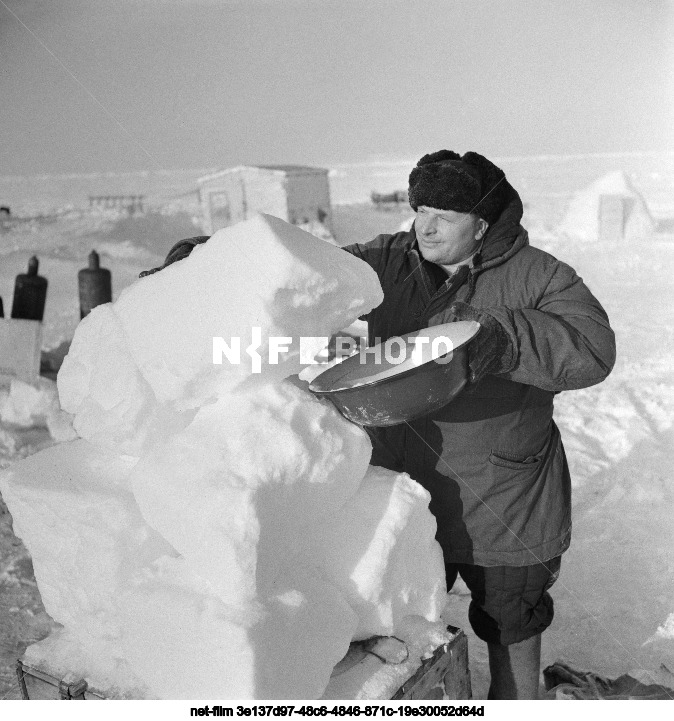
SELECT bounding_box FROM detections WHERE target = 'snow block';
[0,318,42,386]
[129,382,372,605]
[115,560,357,699]
[113,213,383,404]
[299,466,447,639]
[57,304,192,456]
[0,440,176,639]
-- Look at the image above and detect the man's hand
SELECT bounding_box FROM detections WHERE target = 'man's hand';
[449,302,516,383]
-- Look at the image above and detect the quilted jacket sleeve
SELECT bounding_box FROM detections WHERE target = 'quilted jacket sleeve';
[341,234,392,275]
[484,260,616,392]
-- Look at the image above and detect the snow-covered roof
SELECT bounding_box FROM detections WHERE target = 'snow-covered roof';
[198,165,328,184]
[257,164,328,174]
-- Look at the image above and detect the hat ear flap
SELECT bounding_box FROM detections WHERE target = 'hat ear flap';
[416,150,462,167]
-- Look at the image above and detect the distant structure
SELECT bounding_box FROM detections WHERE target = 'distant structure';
[197,165,332,236]
[89,195,145,214]
[0,206,10,231]
[371,190,408,207]
[558,171,655,243]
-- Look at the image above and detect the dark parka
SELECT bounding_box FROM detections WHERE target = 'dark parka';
[343,190,616,567]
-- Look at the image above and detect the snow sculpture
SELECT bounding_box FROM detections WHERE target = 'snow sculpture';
[0,214,447,699]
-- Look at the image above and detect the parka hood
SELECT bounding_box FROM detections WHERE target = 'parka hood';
[473,183,527,270]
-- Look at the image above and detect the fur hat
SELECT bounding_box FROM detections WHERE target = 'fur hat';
[408,150,510,224]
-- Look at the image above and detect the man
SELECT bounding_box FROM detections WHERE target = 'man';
[341,150,616,699]
[141,150,615,698]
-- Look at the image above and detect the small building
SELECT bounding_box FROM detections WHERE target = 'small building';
[198,165,332,235]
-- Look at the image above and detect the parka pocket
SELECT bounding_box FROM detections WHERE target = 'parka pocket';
[488,449,545,470]
[488,424,558,470]
[480,424,568,556]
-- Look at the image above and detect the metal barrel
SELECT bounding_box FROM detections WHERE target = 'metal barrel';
[78,250,112,318]
[11,256,48,321]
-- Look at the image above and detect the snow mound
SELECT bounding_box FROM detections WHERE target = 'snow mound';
[398,216,415,233]
[0,378,76,443]
[297,219,338,244]
[558,171,655,242]
[652,613,674,641]
[1,213,447,700]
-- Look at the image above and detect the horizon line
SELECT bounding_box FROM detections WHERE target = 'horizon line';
[1,149,673,181]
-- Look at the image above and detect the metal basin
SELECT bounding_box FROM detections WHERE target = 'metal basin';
[308,321,480,427]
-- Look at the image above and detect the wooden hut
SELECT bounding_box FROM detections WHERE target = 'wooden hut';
[198,165,332,235]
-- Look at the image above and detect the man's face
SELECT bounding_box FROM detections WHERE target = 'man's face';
[414,206,484,266]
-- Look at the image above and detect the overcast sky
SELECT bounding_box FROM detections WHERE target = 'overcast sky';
[1,0,673,175]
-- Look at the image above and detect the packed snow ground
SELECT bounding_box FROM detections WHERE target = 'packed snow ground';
[1,160,673,699]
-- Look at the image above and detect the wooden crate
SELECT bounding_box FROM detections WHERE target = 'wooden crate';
[16,626,471,701]
[392,627,471,700]
[16,661,104,700]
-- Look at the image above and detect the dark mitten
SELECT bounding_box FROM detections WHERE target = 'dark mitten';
[449,301,515,383]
